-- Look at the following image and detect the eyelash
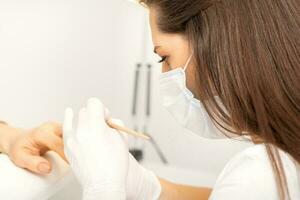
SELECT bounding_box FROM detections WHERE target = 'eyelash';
[158,56,168,63]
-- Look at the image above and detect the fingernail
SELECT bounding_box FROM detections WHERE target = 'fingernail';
[38,162,51,173]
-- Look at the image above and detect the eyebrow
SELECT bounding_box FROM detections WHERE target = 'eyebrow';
[153,46,161,54]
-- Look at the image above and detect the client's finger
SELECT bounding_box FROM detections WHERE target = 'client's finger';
[36,132,67,163]
[13,151,52,175]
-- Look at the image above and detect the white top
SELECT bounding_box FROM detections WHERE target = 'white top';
[209,144,300,200]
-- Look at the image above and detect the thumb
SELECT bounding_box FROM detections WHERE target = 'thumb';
[104,108,111,120]
[109,118,128,143]
[109,118,125,127]
[13,152,52,175]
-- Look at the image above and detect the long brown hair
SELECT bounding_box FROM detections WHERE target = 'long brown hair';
[140,0,300,199]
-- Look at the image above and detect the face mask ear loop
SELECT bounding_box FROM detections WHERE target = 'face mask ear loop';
[183,53,194,72]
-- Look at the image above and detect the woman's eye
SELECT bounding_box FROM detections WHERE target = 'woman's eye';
[158,56,168,63]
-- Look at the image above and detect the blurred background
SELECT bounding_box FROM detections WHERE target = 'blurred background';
[0,0,252,199]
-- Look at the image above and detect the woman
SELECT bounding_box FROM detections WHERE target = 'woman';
[63,0,300,199]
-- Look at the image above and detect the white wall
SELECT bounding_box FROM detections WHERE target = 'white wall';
[0,0,123,125]
[0,0,252,195]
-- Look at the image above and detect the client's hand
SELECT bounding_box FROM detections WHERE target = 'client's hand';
[63,98,129,200]
[0,122,65,175]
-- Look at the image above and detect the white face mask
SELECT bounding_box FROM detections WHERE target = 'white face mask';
[159,55,225,139]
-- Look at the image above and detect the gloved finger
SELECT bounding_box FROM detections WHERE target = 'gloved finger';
[77,108,89,140]
[87,98,105,130]
[104,107,111,120]
[109,118,125,126]
[63,108,74,142]
[13,151,52,175]
[109,118,129,144]
[64,138,79,165]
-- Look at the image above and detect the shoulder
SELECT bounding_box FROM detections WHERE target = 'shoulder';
[209,144,299,200]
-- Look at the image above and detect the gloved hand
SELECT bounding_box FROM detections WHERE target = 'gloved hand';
[63,98,128,200]
[63,98,161,200]
[126,153,162,200]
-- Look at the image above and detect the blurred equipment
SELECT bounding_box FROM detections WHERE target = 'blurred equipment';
[129,63,168,164]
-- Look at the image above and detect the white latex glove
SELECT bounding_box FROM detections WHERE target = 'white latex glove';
[64,97,161,200]
[126,154,162,200]
[63,98,128,200]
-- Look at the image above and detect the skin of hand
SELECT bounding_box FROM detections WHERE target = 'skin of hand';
[0,122,66,175]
